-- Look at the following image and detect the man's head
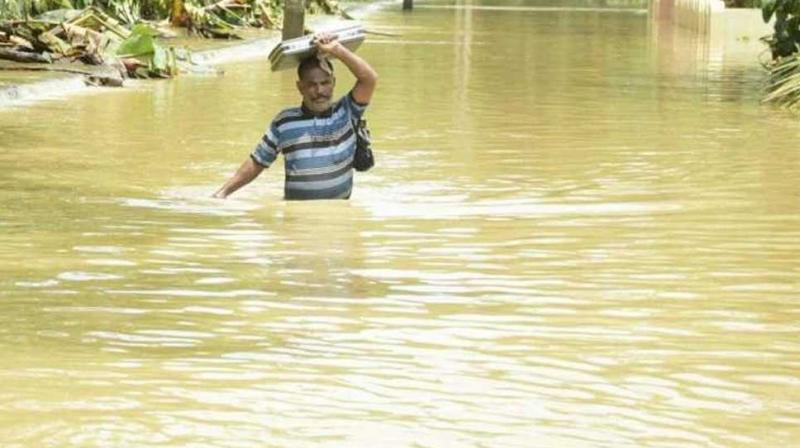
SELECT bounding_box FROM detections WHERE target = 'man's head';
[297,56,336,114]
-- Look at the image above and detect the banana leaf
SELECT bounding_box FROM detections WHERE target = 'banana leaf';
[116,23,158,57]
[66,6,130,39]
[116,24,178,78]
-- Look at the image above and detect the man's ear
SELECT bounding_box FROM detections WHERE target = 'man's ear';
[296,79,302,94]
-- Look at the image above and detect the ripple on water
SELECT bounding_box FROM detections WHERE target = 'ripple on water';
[56,271,123,281]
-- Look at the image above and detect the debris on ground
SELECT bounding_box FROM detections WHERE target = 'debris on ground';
[0,6,227,86]
[0,0,346,87]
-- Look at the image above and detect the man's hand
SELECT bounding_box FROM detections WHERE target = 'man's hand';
[212,158,264,200]
[313,32,343,57]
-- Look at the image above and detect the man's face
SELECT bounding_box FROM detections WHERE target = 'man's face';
[297,66,335,114]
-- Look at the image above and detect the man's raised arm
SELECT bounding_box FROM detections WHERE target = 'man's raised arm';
[315,33,378,105]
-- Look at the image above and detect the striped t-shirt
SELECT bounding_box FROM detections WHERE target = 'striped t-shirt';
[251,91,368,200]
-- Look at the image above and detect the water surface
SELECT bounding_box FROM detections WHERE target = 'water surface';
[1,1,799,446]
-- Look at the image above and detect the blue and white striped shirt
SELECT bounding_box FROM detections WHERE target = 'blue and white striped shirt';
[251,91,368,200]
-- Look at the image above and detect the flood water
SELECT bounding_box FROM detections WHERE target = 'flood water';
[1,0,799,446]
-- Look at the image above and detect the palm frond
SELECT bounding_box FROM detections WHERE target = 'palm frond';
[764,55,800,107]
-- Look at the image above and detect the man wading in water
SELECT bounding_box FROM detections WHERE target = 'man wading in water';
[212,32,378,200]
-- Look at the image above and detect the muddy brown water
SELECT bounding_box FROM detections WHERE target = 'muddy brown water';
[1,1,799,446]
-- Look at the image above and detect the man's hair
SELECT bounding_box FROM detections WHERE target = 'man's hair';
[297,55,334,80]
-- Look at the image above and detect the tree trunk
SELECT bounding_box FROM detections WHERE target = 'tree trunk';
[282,0,305,40]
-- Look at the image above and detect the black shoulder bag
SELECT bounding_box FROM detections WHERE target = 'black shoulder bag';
[352,118,375,172]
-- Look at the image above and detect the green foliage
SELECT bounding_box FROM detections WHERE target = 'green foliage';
[117,23,177,77]
[115,22,156,56]
[138,0,169,20]
[1,0,29,18]
[0,0,343,25]
[32,0,74,13]
[761,0,800,58]
[183,1,238,38]
[2,0,342,78]
[34,8,82,21]
[0,0,74,18]
[104,0,141,24]
[760,0,800,108]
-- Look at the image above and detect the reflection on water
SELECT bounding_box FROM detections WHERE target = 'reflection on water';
[1,0,799,446]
